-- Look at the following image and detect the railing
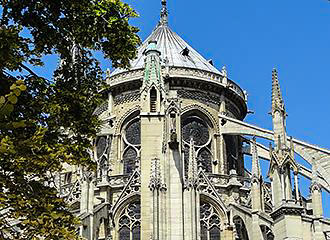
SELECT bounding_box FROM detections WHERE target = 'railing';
[108,66,246,101]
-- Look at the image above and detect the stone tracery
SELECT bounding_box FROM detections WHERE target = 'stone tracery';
[200,202,221,240]
[182,114,213,175]
[118,201,141,240]
[122,118,141,175]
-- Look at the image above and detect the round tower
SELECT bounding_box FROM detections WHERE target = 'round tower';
[91,1,250,239]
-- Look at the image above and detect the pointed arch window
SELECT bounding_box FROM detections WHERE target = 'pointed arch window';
[200,202,221,240]
[150,87,157,112]
[233,216,249,240]
[224,135,239,174]
[181,115,213,176]
[122,118,141,174]
[123,148,137,174]
[95,135,112,178]
[118,201,141,240]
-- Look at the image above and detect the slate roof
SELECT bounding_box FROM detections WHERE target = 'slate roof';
[111,24,222,76]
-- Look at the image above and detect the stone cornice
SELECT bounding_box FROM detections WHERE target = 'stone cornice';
[270,203,304,221]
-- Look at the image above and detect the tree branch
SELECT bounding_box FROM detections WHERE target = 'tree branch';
[19,64,40,78]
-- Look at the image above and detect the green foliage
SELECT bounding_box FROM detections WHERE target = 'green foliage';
[0,0,140,239]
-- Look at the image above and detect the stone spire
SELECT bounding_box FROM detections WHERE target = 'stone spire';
[251,137,263,214]
[251,137,260,180]
[271,68,287,150]
[271,68,285,115]
[160,0,168,26]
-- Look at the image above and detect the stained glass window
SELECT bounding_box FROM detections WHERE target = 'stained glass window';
[123,118,141,175]
[201,224,208,240]
[132,222,140,240]
[118,202,141,240]
[182,115,212,176]
[233,216,249,240]
[125,120,141,145]
[200,202,221,240]
[96,136,107,159]
[123,148,137,174]
[198,149,212,173]
[209,226,220,239]
[119,226,130,240]
[224,135,238,173]
[182,116,209,146]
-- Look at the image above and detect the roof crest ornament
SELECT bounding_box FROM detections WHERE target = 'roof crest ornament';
[160,0,168,26]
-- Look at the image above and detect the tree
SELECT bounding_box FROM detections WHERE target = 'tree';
[0,0,140,239]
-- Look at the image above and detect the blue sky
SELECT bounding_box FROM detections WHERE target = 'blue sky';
[121,0,330,217]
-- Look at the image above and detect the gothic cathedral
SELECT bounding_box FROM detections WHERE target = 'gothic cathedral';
[59,1,330,239]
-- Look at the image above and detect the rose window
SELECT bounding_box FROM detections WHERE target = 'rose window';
[182,115,213,175]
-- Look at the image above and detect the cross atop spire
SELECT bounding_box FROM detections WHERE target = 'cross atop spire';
[160,0,168,26]
[271,68,285,115]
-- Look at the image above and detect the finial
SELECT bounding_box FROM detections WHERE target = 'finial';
[160,0,168,26]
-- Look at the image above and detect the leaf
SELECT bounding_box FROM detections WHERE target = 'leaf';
[13,120,26,128]
[16,80,24,85]
[2,103,14,115]
[13,89,21,96]
[10,84,17,90]
[0,96,5,105]
[8,95,17,104]
[19,84,27,91]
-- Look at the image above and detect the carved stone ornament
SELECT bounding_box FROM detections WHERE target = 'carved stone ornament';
[200,202,222,238]
[111,170,141,223]
[149,158,162,191]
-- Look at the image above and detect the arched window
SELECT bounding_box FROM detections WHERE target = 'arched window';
[118,201,141,240]
[123,148,137,174]
[96,136,108,159]
[200,202,221,240]
[224,135,239,174]
[150,87,157,112]
[233,216,249,240]
[95,135,112,178]
[181,114,213,176]
[122,118,141,175]
[199,149,212,173]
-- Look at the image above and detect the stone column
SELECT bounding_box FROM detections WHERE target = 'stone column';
[311,183,323,217]
[294,172,300,202]
[270,167,282,208]
[280,168,285,202]
[140,115,164,239]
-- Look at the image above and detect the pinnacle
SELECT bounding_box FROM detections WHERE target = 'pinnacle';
[271,68,285,113]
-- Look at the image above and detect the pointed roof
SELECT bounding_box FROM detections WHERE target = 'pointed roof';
[111,1,222,77]
[271,68,285,113]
